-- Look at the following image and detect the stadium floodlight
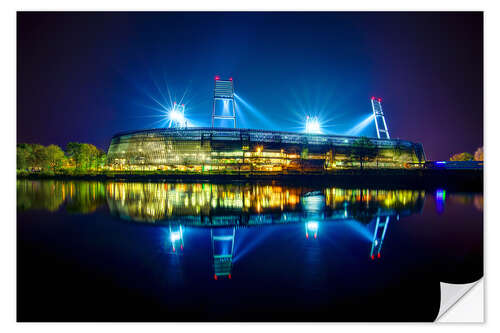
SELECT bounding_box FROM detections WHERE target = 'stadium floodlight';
[168,102,186,128]
[169,109,184,122]
[305,116,321,134]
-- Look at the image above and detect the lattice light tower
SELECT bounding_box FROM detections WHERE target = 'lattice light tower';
[370,216,390,260]
[371,96,390,139]
[212,76,236,128]
[211,227,236,280]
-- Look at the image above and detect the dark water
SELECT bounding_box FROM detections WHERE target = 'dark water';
[16,180,483,322]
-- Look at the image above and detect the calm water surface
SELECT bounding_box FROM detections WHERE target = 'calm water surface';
[17,180,483,321]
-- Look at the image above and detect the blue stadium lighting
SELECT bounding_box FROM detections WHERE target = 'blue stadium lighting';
[346,114,375,136]
[129,69,200,129]
[305,116,321,134]
[306,222,319,232]
[305,221,319,239]
[234,93,277,129]
[167,102,187,128]
[343,220,373,242]
[233,227,275,263]
[234,102,248,128]
[169,109,184,122]
[284,83,347,134]
[165,225,184,252]
[170,231,181,242]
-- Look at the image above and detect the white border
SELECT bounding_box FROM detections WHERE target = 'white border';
[3,0,498,331]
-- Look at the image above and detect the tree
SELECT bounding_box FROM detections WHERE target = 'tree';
[66,142,83,169]
[32,144,49,170]
[450,152,474,161]
[474,147,483,161]
[65,142,78,166]
[86,145,105,170]
[17,144,34,170]
[65,142,106,171]
[350,137,378,169]
[96,149,108,170]
[79,144,94,170]
[45,145,67,172]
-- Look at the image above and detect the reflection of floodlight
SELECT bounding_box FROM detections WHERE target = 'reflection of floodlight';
[170,232,181,242]
[305,221,319,239]
[169,225,184,252]
[305,116,321,134]
[306,222,319,231]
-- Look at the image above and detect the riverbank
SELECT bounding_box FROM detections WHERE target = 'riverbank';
[17,169,483,191]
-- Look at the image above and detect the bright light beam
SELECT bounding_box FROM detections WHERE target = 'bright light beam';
[232,227,276,263]
[305,116,321,134]
[234,93,277,130]
[167,103,188,128]
[234,102,249,128]
[346,114,375,136]
[344,219,374,242]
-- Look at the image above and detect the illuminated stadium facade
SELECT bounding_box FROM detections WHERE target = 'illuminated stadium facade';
[107,77,425,173]
[107,127,426,173]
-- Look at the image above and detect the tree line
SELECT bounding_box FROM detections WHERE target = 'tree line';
[17,142,107,173]
[450,147,483,161]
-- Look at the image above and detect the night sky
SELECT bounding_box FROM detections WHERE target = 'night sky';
[17,12,483,160]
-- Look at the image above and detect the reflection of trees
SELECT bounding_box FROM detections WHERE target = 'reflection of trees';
[474,195,483,212]
[17,180,67,212]
[16,180,107,214]
[447,193,483,212]
[324,188,425,222]
[65,182,106,214]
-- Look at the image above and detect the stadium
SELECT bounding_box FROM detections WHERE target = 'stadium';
[107,127,425,173]
[107,78,426,173]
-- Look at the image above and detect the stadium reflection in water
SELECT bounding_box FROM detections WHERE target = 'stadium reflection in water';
[104,182,427,279]
[18,180,429,279]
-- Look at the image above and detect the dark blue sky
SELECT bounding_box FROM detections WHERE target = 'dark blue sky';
[17,12,483,160]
